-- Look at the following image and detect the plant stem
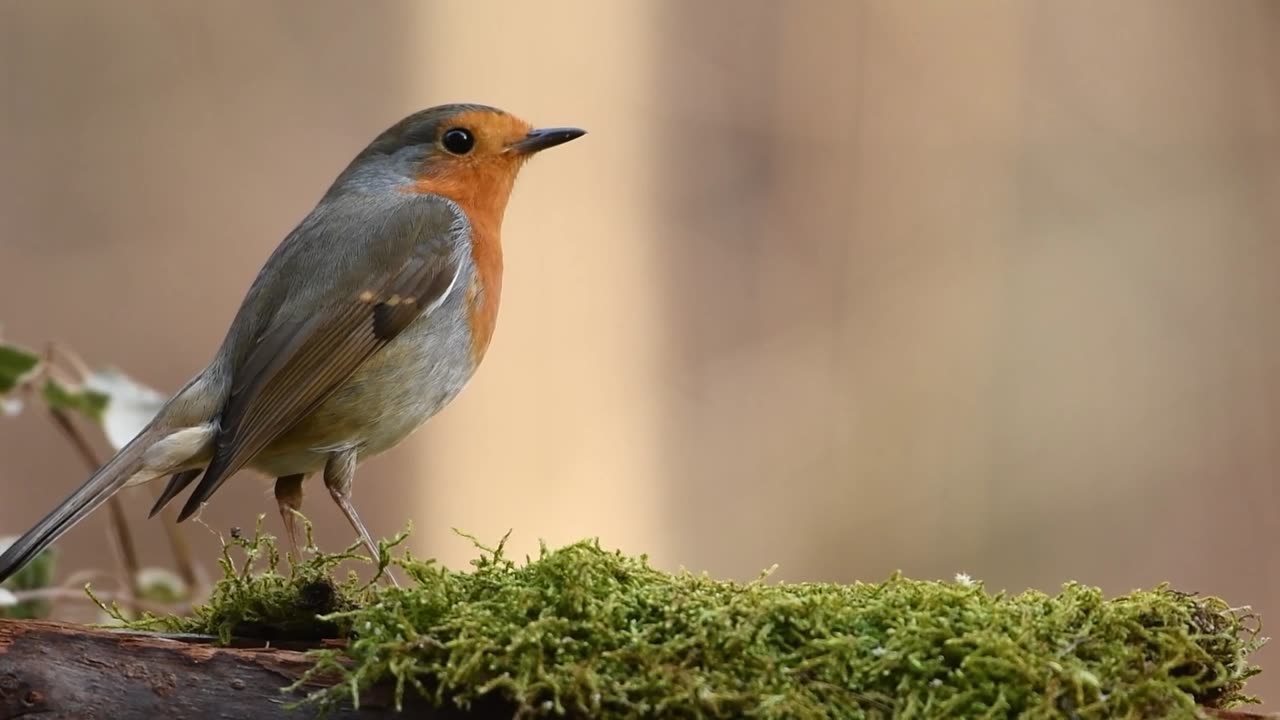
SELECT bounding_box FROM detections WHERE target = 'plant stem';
[46,407,143,611]
[8,587,181,616]
[41,342,203,598]
[158,506,203,591]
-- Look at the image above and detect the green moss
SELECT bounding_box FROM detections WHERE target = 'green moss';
[119,522,1265,719]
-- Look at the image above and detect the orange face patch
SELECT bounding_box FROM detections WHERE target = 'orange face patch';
[440,109,535,156]
[407,109,535,228]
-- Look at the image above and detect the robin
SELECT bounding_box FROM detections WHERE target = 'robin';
[0,103,585,583]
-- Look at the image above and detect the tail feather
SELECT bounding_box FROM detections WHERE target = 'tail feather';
[0,434,154,584]
[0,418,215,584]
[149,468,204,518]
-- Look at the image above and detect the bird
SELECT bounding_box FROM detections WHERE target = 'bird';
[0,103,585,584]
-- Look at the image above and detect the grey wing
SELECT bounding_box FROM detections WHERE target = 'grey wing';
[168,196,466,521]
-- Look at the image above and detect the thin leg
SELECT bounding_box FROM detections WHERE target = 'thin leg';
[274,473,306,558]
[323,450,399,586]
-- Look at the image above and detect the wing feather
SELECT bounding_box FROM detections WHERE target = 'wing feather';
[170,199,465,521]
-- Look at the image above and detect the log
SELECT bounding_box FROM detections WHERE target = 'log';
[0,619,518,719]
[0,618,1272,719]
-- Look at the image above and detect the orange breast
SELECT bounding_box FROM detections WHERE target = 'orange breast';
[410,161,511,367]
[463,217,503,365]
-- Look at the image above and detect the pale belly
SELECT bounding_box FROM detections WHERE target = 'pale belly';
[247,300,476,478]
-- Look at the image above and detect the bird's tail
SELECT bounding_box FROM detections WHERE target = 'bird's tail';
[0,422,213,584]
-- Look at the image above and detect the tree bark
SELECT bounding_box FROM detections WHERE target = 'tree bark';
[0,619,514,719]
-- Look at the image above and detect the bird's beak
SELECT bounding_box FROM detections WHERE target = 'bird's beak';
[508,127,587,155]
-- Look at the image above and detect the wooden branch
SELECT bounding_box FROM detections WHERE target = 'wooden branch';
[0,619,519,719]
[0,618,1270,719]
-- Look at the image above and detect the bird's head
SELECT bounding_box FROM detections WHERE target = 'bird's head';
[341,103,585,221]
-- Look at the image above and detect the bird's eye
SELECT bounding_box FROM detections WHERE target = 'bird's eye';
[441,128,475,155]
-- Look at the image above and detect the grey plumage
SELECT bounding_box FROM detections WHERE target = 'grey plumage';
[0,103,585,584]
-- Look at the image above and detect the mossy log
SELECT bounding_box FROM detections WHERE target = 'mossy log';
[3,528,1268,718]
[0,619,522,719]
[0,619,1269,720]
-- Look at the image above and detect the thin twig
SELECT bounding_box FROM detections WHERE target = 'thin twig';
[7,587,183,617]
[55,344,204,595]
[40,342,204,601]
[40,341,144,613]
[157,506,203,591]
[46,342,92,383]
[45,406,143,612]
[57,569,114,590]
[105,492,141,591]
[28,346,141,622]
[10,339,211,615]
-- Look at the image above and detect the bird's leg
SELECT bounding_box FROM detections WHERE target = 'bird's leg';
[323,449,400,587]
[273,473,306,559]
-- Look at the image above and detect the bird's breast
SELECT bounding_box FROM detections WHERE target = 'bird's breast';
[463,220,504,366]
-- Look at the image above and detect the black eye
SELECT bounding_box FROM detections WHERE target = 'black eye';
[441,128,475,155]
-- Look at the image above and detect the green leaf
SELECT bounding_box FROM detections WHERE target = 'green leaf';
[0,343,41,395]
[41,377,109,423]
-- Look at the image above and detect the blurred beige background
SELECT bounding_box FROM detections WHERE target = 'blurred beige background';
[2,0,1279,709]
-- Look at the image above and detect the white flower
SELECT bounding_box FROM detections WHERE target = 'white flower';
[954,572,975,587]
[84,368,167,450]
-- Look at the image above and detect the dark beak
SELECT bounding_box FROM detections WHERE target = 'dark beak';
[509,126,586,155]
